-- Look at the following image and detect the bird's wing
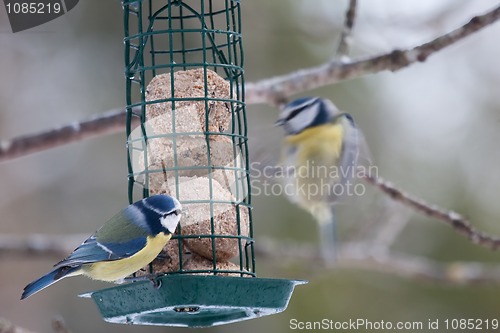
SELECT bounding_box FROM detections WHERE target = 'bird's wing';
[338,115,362,183]
[54,206,150,268]
[53,234,147,268]
[341,114,373,171]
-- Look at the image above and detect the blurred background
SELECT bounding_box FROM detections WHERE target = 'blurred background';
[2,0,500,332]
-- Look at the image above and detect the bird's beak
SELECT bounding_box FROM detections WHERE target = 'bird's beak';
[274,118,285,127]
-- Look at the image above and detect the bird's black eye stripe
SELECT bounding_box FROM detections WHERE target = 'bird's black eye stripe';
[162,210,179,219]
[285,99,318,122]
[285,107,305,122]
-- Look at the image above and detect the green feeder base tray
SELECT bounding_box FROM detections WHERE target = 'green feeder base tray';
[80,275,307,328]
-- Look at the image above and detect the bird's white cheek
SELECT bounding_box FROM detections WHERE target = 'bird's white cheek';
[161,215,180,234]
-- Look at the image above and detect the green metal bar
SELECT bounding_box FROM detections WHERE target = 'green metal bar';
[179,4,187,70]
[124,2,134,204]
[199,0,217,272]
[149,1,157,78]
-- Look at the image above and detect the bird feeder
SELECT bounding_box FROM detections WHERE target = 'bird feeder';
[82,0,305,327]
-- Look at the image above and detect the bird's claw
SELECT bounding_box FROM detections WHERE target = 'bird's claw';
[142,273,163,289]
[123,273,162,289]
[156,253,171,260]
[150,277,162,289]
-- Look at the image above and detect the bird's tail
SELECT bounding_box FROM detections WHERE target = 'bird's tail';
[313,204,337,266]
[21,266,81,300]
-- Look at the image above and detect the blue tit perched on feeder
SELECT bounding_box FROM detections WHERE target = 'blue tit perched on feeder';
[275,97,360,264]
[21,195,182,300]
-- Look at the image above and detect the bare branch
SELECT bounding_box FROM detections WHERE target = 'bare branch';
[256,237,500,284]
[335,0,358,59]
[5,233,500,285]
[245,5,500,104]
[1,6,499,164]
[0,107,140,163]
[0,233,86,259]
[363,174,500,250]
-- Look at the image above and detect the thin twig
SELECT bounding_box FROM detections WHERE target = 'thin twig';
[335,0,358,59]
[363,174,500,250]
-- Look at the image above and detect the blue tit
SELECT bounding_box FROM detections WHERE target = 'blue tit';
[21,194,182,300]
[275,97,360,264]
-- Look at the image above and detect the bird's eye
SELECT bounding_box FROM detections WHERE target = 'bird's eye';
[162,210,179,218]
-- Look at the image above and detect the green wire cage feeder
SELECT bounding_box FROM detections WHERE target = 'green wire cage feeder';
[83,0,306,327]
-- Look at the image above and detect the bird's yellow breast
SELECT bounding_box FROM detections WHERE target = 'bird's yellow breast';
[285,123,344,167]
[82,233,171,282]
[282,123,345,208]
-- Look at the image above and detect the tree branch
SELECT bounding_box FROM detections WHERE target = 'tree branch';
[5,233,500,285]
[255,237,500,284]
[245,4,500,104]
[0,108,140,163]
[335,0,358,59]
[1,6,499,164]
[362,174,500,250]
[0,233,86,259]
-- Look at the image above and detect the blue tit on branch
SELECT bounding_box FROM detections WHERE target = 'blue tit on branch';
[275,97,361,264]
[21,195,182,300]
